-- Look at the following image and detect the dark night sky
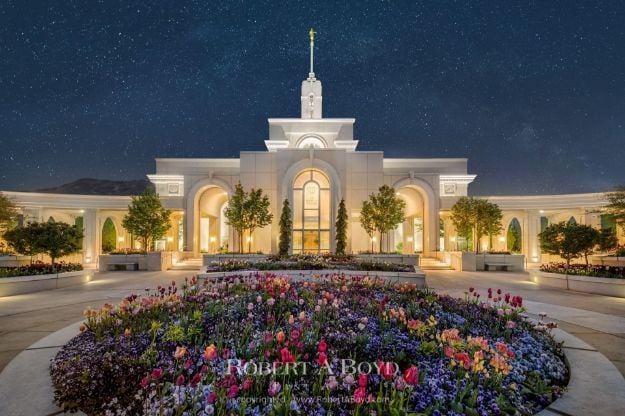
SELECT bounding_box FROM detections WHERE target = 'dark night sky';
[1,1,624,195]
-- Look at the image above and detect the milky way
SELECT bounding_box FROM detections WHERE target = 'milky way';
[1,1,624,194]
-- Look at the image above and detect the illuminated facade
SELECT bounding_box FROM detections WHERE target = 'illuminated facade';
[1,33,620,266]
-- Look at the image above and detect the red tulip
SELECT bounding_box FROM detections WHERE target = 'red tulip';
[403,365,419,386]
[227,384,239,398]
[317,352,328,366]
[318,339,327,352]
[151,368,163,379]
[191,373,202,387]
[353,386,366,404]
[358,373,367,388]
[280,347,295,363]
[378,361,395,381]
[175,374,185,386]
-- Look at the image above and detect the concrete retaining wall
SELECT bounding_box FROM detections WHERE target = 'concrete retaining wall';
[530,270,625,298]
[0,270,94,297]
[0,256,31,268]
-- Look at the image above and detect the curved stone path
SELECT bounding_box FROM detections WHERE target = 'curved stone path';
[0,269,624,415]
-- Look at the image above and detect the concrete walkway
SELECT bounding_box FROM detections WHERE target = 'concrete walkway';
[0,270,194,372]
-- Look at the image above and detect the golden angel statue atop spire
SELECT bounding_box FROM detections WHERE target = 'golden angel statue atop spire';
[309,28,316,42]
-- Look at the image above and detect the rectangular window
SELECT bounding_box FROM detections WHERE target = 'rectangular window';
[293,231,303,252]
[304,210,318,229]
[319,190,330,228]
[320,231,330,251]
[293,190,303,229]
[303,231,319,252]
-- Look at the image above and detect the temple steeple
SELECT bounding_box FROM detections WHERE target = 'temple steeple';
[301,28,322,119]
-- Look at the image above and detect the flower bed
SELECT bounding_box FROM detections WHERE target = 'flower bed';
[50,275,567,415]
[0,261,83,278]
[206,254,415,273]
[540,262,625,279]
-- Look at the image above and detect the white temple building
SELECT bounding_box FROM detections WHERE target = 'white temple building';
[2,31,621,267]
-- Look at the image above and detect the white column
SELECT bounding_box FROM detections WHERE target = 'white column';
[527,210,541,263]
[82,209,98,266]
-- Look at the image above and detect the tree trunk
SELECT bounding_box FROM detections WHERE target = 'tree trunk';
[379,232,383,253]
[585,253,589,266]
[474,226,479,254]
[248,229,254,253]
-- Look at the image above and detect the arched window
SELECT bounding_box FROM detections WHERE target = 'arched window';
[507,218,522,253]
[101,218,117,253]
[292,170,331,254]
[297,136,326,149]
[567,216,577,225]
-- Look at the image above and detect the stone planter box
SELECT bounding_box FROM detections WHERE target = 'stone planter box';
[354,254,419,266]
[0,255,31,268]
[203,254,269,266]
[530,270,625,298]
[99,252,175,272]
[476,254,525,272]
[0,270,93,297]
[589,255,625,267]
[198,267,426,287]
[448,252,525,272]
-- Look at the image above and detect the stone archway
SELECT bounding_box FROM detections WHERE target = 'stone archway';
[186,178,233,255]
[393,178,438,256]
[282,158,342,254]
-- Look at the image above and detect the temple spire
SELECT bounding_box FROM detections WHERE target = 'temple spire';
[309,28,316,79]
[301,28,322,118]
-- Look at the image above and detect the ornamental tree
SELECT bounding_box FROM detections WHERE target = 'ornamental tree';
[335,199,348,256]
[360,200,376,252]
[278,199,292,256]
[539,222,598,267]
[224,183,247,253]
[606,186,625,232]
[4,222,42,262]
[4,221,83,265]
[596,228,618,253]
[0,192,17,236]
[122,188,171,251]
[37,221,84,265]
[361,185,406,252]
[243,188,273,253]
[451,197,502,253]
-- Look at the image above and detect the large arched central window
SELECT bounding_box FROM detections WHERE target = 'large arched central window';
[292,169,331,254]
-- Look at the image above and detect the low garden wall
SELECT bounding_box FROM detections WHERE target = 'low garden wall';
[198,268,426,286]
[99,251,176,272]
[354,253,419,265]
[0,270,94,297]
[589,255,625,267]
[447,252,525,272]
[203,254,268,266]
[0,255,31,268]
[530,270,625,298]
